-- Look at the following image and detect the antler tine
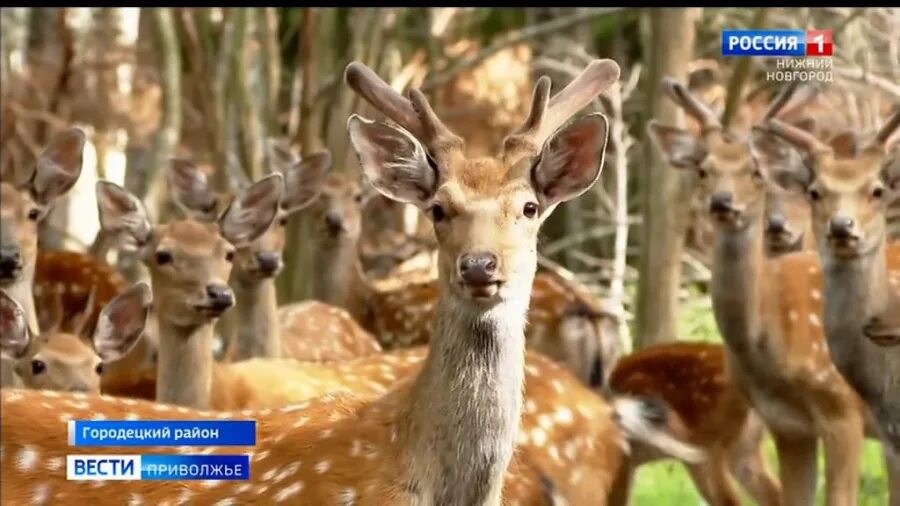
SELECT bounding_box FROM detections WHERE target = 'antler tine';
[766,118,832,155]
[408,88,461,146]
[345,61,426,140]
[762,82,800,121]
[874,105,900,147]
[661,76,722,135]
[512,76,552,137]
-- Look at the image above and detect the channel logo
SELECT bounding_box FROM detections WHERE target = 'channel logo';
[722,29,833,57]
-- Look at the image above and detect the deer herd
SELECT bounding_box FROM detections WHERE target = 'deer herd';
[0,54,898,506]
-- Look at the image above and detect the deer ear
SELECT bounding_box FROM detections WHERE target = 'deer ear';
[0,289,33,360]
[27,127,86,205]
[750,127,811,193]
[532,113,609,209]
[96,181,153,251]
[828,131,859,159]
[219,173,283,247]
[168,159,222,221]
[281,150,333,213]
[348,115,436,208]
[647,121,707,169]
[93,283,151,363]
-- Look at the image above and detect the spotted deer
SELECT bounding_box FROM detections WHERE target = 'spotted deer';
[0,283,149,393]
[0,57,705,505]
[0,127,85,387]
[648,77,879,506]
[763,111,900,490]
[298,146,623,386]
[167,157,382,363]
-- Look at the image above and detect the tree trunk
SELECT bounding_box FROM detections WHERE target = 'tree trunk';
[634,7,700,348]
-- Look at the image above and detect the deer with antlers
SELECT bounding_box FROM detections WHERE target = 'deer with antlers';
[648,78,886,505]
[166,155,383,364]
[0,127,85,387]
[0,57,708,505]
[763,108,900,495]
[0,283,149,393]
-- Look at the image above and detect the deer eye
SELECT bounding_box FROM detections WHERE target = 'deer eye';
[808,188,821,201]
[95,363,104,375]
[523,202,538,219]
[354,194,364,204]
[431,204,446,222]
[225,251,235,262]
[278,217,288,227]
[31,360,46,375]
[697,169,708,179]
[872,187,884,199]
[752,169,764,180]
[155,251,173,266]
[27,208,41,221]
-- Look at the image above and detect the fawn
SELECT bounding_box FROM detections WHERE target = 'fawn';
[0,283,149,393]
[0,127,85,387]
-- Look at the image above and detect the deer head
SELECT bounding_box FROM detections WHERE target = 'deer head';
[763,106,900,259]
[168,152,331,282]
[96,173,283,327]
[0,128,85,287]
[0,283,150,392]
[345,59,619,304]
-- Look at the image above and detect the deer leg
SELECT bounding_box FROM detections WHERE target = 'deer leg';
[607,462,635,506]
[728,414,782,506]
[686,450,742,506]
[772,433,818,506]
[821,414,863,506]
[886,447,900,506]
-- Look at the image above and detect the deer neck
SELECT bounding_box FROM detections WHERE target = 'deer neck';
[311,235,372,324]
[397,272,530,505]
[0,275,38,388]
[820,237,893,399]
[229,274,281,360]
[710,216,769,359]
[156,316,214,409]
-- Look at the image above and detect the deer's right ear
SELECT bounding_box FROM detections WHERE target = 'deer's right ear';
[750,127,811,193]
[96,181,153,251]
[93,283,151,363]
[280,150,333,213]
[647,121,706,169]
[27,127,86,205]
[168,159,222,222]
[348,115,436,208]
[0,289,32,361]
[219,173,284,247]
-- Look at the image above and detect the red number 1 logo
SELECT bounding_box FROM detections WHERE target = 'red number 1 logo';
[806,29,833,56]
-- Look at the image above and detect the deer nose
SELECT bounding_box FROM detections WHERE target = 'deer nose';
[255,251,282,274]
[828,216,855,239]
[324,212,343,231]
[0,245,22,275]
[709,191,734,213]
[458,252,498,285]
[766,213,787,234]
[205,284,234,311]
[588,355,604,389]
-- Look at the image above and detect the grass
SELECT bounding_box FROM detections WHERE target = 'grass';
[625,288,890,505]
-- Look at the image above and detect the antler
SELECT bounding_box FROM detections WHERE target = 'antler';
[662,77,722,136]
[504,59,621,155]
[762,82,800,122]
[873,105,900,147]
[344,62,459,149]
[765,118,833,156]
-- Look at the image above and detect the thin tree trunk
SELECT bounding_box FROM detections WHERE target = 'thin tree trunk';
[634,7,700,348]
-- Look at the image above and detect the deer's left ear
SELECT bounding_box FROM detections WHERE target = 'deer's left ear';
[219,173,284,247]
[28,127,86,205]
[532,113,609,209]
[750,127,811,193]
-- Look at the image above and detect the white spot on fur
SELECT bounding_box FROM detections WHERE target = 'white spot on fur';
[315,460,331,474]
[554,407,574,425]
[17,446,38,471]
[339,487,357,505]
[45,457,63,471]
[788,311,799,322]
[531,429,547,447]
[127,493,143,505]
[273,481,304,502]
[254,450,270,462]
[32,483,50,505]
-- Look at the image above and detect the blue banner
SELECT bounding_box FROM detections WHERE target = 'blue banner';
[722,30,807,57]
[68,420,257,447]
[66,454,251,480]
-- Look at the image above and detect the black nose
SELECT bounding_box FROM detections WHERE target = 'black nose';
[828,216,855,239]
[324,212,343,230]
[588,355,604,389]
[766,213,787,234]
[255,251,282,274]
[458,252,497,285]
[206,284,234,311]
[0,245,21,275]
[709,191,734,213]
